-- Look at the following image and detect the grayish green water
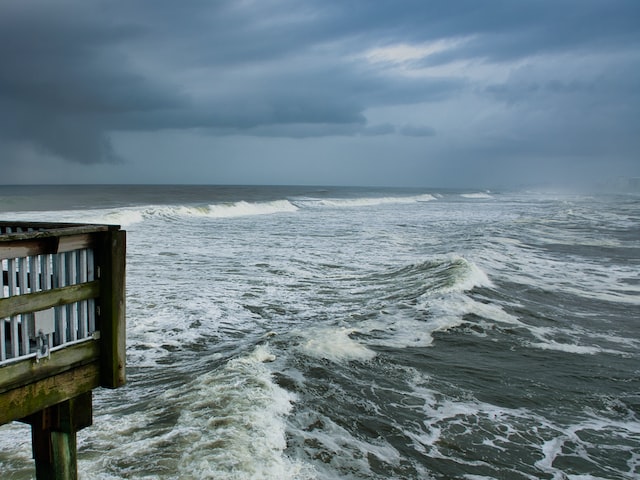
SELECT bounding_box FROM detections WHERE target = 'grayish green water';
[1,185,638,479]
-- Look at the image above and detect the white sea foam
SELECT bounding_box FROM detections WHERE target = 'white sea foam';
[100,208,146,227]
[297,194,436,209]
[460,192,493,199]
[79,346,315,479]
[449,258,494,292]
[171,345,315,480]
[0,422,32,475]
[78,404,182,480]
[534,416,640,479]
[102,200,299,224]
[298,327,377,362]
[361,314,440,349]
[405,379,640,480]
[288,408,402,479]
[366,297,514,351]
[206,200,298,218]
[359,258,513,350]
[527,340,626,356]
[428,293,519,328]
[483,236,640,306]
[0,199,299,228]
[409,255,494,295]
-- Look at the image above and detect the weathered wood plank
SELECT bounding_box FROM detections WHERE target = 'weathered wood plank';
[58,234,96,255]
[0,281,100,319]
[0,223,118,242]
[98,230,126,388]
[0,234,98,260]
[0,340,100,395]
[0,362,100,425]
[0,221,80,230]
[0,236,60,260]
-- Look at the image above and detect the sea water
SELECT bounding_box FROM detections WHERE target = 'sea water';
[0,185,638,479]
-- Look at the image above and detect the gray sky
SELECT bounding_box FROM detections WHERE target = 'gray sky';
[1,0,638,187]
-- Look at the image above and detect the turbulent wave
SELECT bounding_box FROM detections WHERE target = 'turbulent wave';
[77,346,316,480]
[297,327,377,362]
[49,200,300,227]
[0,193,439,228]
[293,194,436,209]
[406,381,640,480]
[205,200,298,218]
[171,345,313,479]
[345,256,507,351]
[377,255,493,297]
[460,192,493,199]
[95,195,438,226]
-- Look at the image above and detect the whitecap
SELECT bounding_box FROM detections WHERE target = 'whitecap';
[298,327,376,362]
[461,192,493,199]
[527,340,625,356]
[297,194,436,209]
[206,200,298,218]
[173,345,314,479]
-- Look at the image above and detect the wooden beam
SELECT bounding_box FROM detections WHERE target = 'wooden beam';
[0,281,100,318]
[0,362,100,425]
[0,340,100,395]
[57,234,97,254]
[0,234,98,260]
[0,236,59,260]
[0,223,116,241]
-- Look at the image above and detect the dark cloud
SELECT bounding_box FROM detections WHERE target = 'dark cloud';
[0,0,464,165]
[399,125,437,137]
[0,0,638,187]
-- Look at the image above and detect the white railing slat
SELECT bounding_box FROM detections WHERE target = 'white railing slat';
[78,249,88,338]
[87,249,96,334]
[54,253,68,345]
[9,258,19,358]
[19,257,29,355]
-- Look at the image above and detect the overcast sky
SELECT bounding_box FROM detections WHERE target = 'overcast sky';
[1,0,638,187]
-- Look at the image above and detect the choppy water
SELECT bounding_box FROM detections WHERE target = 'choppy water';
[1,185,639,479]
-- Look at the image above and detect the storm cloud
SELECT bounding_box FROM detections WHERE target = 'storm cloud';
[0,0,638,186]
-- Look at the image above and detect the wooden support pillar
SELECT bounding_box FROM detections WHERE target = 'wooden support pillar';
[32,425,77,479]
[98,229,126,389]
[22,392,93,480]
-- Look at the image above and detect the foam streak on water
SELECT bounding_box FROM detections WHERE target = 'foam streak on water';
[0,186,638,479]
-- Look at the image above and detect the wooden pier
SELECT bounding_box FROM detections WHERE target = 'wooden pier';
[0,221,126,479]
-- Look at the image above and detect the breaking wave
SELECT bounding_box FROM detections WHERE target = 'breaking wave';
[460,192,493,199]
[293,194,436,209]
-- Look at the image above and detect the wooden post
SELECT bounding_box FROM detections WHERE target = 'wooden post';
[24,392,93,480]
[98,229,126,388]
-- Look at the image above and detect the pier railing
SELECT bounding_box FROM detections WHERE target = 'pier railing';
[0,221,125,478]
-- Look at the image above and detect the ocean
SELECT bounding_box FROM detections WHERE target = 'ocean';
[0,185,638,479]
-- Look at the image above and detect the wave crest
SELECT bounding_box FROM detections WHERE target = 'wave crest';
[294,194,436,209]
[460,192,493,199]
[83,200,299,226]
